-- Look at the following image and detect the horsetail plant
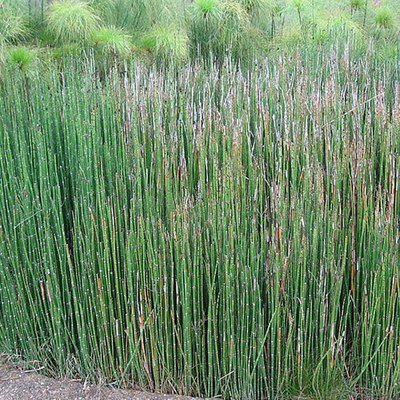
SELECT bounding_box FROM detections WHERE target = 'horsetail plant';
[0,47,399,399]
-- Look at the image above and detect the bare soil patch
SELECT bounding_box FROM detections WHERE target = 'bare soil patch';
[0,364,202,400]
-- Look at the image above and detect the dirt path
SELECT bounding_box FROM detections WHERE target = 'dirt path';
[0,364,203,400]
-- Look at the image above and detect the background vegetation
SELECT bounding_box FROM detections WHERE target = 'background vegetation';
[0,0,399,70]
[0,1,399,400]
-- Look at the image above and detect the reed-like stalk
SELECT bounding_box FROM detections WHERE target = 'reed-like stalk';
[0,47,399,399]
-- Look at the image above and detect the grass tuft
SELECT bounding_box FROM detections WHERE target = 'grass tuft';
[46,0,100,43]
[142,25,189,63]
[375,6,393,29]
[92,26,132,58]
[8,46,35,70]
[0,3,29,44]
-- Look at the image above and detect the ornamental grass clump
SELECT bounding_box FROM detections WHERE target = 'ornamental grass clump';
[350,0,363,11]
[46,0,100,43]
[91,26,132,58]
[375,6,393,29]
[8,46,36,70]
[0,1,29,46]
[0,48,399,399]
[142,25,189,63]
[192,0,223,18]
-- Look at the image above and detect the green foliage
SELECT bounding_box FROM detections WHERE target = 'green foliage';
[290,0,307,11]
[276,24,303,45]
[190,0,264,60]
[375,6,393,29]
[314,11,364,44]
[350,0,364,11]
[142,25,189,63]
[288,0,308,27]
[46,0,100,43]
[378,42,398,59]
[0,50,399,399]
[0,1,29,44]
[0,42,5,72]
[191,0,223,20]
[92,0,159,31]
[221,0,250,25]
[194,0,220,14]
[0,0,399,65]
[190,0,222,56]
[92,26,132,58]
[0,4,400,400]
[52,43,83,59]
[250,0,285,15]
[7,46,35,70]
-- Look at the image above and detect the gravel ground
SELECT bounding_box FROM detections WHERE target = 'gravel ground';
[0,364,203,400]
